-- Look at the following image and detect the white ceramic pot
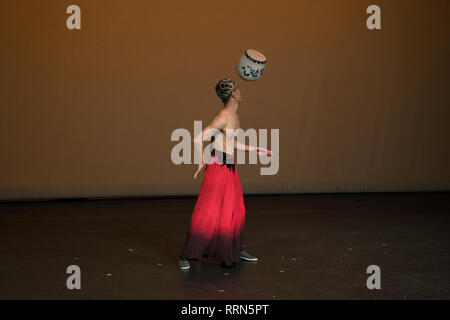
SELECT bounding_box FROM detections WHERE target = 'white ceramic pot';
[236,49,267,81]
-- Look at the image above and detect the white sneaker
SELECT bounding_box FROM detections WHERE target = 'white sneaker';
[178,259,190,270]
[240,250,258,262]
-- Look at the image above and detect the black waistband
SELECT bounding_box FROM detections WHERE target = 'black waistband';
[211,149,235,173]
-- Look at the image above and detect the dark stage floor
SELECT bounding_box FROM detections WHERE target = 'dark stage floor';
[0,192,449,299]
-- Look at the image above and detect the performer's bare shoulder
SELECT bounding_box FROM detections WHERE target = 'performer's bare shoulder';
[216,109,240,130]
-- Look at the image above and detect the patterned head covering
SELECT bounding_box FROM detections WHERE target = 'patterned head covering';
[215,78,237,103]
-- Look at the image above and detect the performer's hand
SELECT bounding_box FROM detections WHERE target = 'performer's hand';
[194,163,206,179]
[257,147,272,156]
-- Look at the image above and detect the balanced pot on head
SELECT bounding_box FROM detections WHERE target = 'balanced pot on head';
[236,49,267,81]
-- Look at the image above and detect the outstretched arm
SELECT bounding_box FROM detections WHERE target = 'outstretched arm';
[235,140,272,155]
[235,140,256,152]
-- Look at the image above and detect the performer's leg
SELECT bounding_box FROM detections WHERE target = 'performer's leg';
[234,168,258,262]
[179,164,226,261]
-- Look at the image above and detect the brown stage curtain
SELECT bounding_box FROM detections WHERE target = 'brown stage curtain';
[0,0,449,200]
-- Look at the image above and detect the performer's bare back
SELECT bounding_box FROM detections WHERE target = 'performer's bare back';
[213,109,240,155]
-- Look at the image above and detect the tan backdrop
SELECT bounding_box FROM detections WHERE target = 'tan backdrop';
[1,0,449,200]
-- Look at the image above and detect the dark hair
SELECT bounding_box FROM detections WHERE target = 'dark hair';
[215,78,237,103]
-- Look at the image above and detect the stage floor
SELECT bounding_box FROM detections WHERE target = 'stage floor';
[0,192,449,299]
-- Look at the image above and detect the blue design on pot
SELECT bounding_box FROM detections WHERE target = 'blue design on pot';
[236,50,267,81]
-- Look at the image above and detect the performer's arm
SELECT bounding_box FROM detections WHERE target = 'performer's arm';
[234,140,272,155]
[235,140,256,152]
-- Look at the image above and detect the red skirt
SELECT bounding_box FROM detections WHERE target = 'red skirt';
[180,150,246,262]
